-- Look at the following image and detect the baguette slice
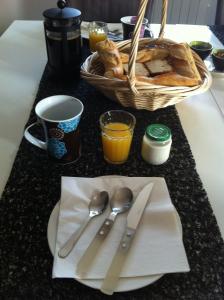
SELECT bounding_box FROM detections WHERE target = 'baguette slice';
[117,72,199,87]
[120,52,130,64]
[96,39,123,78]
[123,63,149,76]
[120,48,169,64]
[136,72,200,87]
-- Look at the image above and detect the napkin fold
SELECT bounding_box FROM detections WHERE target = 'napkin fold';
[52,176,190,279]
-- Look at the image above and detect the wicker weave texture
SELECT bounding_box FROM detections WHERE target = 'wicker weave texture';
[81,0,212,111]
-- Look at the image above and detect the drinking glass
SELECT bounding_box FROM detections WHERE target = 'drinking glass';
[89,21,108,52]
[99,110,136,164]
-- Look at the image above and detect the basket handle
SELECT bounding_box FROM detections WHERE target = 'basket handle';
[127,0,168,94]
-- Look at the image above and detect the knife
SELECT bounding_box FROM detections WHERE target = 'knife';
[100,182,154,295]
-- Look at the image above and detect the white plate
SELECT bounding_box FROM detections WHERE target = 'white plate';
[47,176,183,292]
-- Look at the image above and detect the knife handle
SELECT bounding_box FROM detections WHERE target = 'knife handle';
[76,217,114,278]
[100,228,135,295]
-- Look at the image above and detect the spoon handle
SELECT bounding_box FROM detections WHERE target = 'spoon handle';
[76,216,114,278]
[58,216,91,258]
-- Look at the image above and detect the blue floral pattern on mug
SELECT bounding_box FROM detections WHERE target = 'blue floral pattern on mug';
[48,138,67,159]
[57,117,80,133]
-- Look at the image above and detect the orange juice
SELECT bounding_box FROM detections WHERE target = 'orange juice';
[89,31,107,52]
[101,122,133,164]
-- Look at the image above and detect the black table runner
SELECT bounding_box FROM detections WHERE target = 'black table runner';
[1,33,224,299]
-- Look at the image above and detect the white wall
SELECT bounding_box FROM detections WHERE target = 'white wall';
[0,0,21,34]
[151,0,217,25]
[0,0,219,35]
[216,0,224,24]
[18,0,56,19]
[0,0,55,35]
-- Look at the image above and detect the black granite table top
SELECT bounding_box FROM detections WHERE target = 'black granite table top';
[0,26,224,300]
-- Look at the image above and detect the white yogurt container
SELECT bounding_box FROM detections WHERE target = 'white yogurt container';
[141,124,172,165]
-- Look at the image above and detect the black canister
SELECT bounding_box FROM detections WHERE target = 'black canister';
[43,0,82,76]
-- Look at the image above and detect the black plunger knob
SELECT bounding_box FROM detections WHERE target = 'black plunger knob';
[57,0,67,9]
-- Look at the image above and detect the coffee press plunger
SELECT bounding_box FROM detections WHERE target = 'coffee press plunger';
[43,0,82,76]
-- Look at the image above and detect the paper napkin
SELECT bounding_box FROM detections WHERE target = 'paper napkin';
[52,176,190,279]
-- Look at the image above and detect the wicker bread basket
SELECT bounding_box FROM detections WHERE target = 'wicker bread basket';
[81,0,212,111]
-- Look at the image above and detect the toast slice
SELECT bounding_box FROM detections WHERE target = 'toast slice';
[123,62,149,76]
[145,59,173,76]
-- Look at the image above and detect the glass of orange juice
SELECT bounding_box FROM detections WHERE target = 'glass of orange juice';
[89,21,108,52]
[99,110,136,164]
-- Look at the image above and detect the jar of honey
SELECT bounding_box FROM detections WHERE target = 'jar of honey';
[141,124,172,165]
[89,21,108,52]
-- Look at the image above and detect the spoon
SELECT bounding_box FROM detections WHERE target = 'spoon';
[76,187,133,278]
[58,191,109,258]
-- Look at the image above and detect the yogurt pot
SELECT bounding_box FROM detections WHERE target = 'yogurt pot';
[141,124,172,165]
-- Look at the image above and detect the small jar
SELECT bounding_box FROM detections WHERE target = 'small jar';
[141,124,172,165]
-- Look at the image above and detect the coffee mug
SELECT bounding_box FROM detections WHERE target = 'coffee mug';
[121,16,149,40]
[24,95,84,163]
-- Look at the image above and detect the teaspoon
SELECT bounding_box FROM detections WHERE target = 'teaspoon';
[58,191,109,258]
[76,187,133,278]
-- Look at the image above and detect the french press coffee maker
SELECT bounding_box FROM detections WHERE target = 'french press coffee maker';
[43,0,82,76]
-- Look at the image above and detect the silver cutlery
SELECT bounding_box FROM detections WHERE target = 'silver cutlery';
[108,29,122,36]
[58,191,109,258]
[76,187,133,278]
[82,25,121,35]
[100,182,154,295]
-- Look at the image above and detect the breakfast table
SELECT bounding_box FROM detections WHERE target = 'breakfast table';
[0,20,224,299]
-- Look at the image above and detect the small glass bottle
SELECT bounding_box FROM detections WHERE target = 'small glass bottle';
[141,124,172,165]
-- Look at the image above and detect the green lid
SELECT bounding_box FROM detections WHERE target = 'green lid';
[146,124,171,142]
